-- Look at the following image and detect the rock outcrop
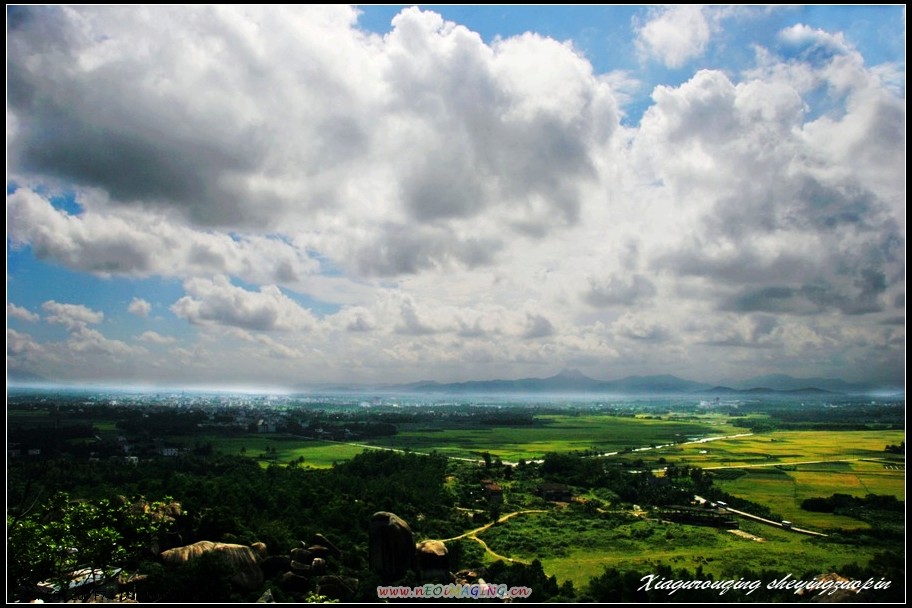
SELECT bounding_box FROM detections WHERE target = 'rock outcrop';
[416,539,450,582]
[369,511,415,582]
[160,540,263,590]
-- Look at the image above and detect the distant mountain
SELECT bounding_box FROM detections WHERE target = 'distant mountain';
[299,370,893,397]
[602,374,711,394]
[732,374,872,393]
[389,369,712,395]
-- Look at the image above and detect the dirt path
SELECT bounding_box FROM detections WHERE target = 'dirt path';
[437,509,547,563]
[439,509,547,542]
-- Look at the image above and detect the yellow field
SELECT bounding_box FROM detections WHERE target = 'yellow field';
[656,429,905,468]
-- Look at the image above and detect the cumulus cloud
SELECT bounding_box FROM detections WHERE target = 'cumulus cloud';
[8,303,39,322]
[68,326,145,356]
[128,297,152,317]
[7,5,621,281]
[612,312,672,343]
[3,7,905,386]
[138,331,177,345]
[636,6,711,68]
[522,313,555,340]
[42,301,104,329]
[584,274,657,307]
[8,188,320,286]
[8,328,44,359]
[170,275,317,332]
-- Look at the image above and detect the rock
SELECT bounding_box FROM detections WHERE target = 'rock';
[278,572,310,593]
[160,541,263,590]
[306,545,331,559]
[317,575,358,602]
[312,533,342,558]
[260,555,290,578]
[311,557,326,574]
[256,588,276,603]
[251,542,268,559]
[416,540,450,583]
[369,512,415,582]
[290,548,313,564]
[289,560,312,576]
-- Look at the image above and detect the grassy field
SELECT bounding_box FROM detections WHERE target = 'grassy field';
[177,434,368,468]
[362,414,739,461]
[477,509,893,588]
[712,459,905,530]
[653,429,905,468]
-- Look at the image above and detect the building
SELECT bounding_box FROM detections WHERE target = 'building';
[482,481,503,504]
[538,482,572,502]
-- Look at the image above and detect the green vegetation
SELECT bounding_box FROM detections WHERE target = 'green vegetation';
[176,435,370,468]
[364,414,735,461]
[6,392,905,603]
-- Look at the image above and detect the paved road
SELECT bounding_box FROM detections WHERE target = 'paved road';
[694,495,827,537]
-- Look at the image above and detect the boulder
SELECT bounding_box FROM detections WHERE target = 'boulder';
[290,548,313,564]
[278,572,310,593]
[289,560,312,576]
[251,542,268,559]
[312,533,342,558]
[260,555,290,578]
[369,512,415,582]
[311,557,326,574]
[317,575,358,602]
[416,540,450,582]
[306,545,331,559]
[160,540,263,590]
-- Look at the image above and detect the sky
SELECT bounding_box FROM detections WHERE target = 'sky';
[6,5,906,390]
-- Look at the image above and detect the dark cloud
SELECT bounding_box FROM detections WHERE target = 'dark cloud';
[522,313,555,339]
[395,300,436,336]
[879,316,905,326]
[724,275,888,316]
[346,315,375,333]
[355,225,502,276]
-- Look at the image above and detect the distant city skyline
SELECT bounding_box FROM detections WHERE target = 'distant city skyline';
[7,6,906,389]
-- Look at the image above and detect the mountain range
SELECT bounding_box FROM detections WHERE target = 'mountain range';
[378,368,887,396]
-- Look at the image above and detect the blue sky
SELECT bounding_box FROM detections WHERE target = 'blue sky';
[6,6,906,389]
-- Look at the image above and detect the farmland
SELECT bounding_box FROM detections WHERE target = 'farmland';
[469,508,892,588]
[361,413,740,462]
[7,390,905,602]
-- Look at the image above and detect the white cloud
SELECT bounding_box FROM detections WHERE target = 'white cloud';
[68,326,145,356]
[8,189,321,287]
[7,328,44,359]
[636,6,711,68]
[138,331,177,345]
[42,301,104,329]
[171,275,317,332]
[3,7,905,386]
[7,303,39,322]
[7,6,622,282]
[128,297,152,317]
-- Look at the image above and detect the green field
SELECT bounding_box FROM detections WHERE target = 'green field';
[713,459,904,530]
[362,414,739,461]
[476,510,890,588]
[655,429,905,468]
[177,434,369,468]
[644,430,906,531]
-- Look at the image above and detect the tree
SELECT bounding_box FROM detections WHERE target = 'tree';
[7,493,176,602]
